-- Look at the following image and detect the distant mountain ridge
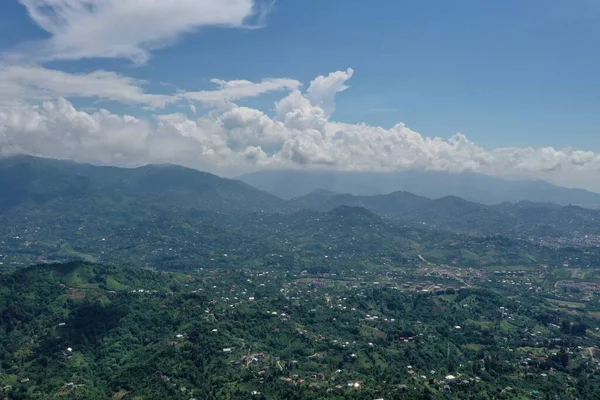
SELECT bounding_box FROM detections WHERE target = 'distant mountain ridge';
[289,188,600,242]
[238,169,600,208]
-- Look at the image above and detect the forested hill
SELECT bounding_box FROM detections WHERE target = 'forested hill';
[3,156,600,241]
[0,155,287,214]
[1,155,600,269]
[2,261,600,399]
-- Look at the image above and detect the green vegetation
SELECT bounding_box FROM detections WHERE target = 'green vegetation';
[2,157,600,398]
[1,262,600,399]
[1,156,600,271]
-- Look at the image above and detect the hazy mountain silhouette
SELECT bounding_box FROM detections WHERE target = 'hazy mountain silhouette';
[239,169,600,208]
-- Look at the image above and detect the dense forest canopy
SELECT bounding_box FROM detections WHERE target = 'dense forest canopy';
[1,262,600,399]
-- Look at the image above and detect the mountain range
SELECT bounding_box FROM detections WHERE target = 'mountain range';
[289,189,600,242]
[1,155,600,269]
[238,169,600,208]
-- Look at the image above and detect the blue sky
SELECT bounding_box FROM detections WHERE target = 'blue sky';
[0,0,599,190]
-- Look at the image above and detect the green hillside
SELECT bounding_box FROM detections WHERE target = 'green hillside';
[1,262,600,399]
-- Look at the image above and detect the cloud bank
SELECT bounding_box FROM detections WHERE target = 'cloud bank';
[1,66,599,191]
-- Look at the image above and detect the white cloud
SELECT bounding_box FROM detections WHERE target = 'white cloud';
[0,65,302,110]
[306,68,354,116]
[14,0,257,63]
[0,64,177,108]
[1,69,600,192]
[0,98,154,164]
[182,77,301,106]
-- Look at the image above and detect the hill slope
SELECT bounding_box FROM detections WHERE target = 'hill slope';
[2,261,600,399]
[0,155,287,214]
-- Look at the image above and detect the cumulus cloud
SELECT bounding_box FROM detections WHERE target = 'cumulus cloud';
[13,0,257,63]
[306,68,354,116]
[1,69,600,191]
[0,64,176,108]
[0,98,154,164]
